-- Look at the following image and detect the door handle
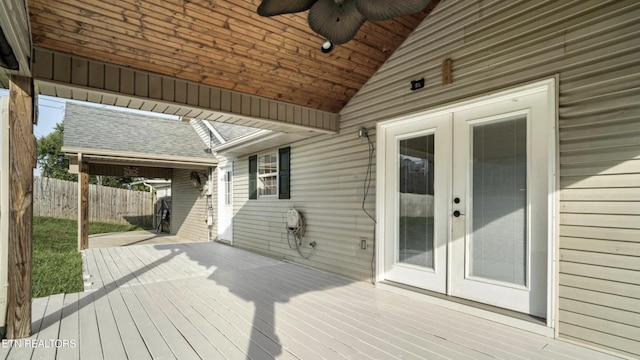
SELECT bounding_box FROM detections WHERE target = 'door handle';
[453,210,464,217]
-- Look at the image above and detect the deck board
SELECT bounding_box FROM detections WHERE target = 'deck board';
[91,288,128,360]
[284,265,554,358]
[182,277,357,359]
[8,241,625,360]
[141,282,226,360]
[77,292,103,360]
[154,281,251,360]
[210,266,438,360]
[108,247,143,287]
[30,293,64,360]
[117,287,176,360]
[104,282,151,359]
[55,293,79,360]
[268,266,490,359]
[130,284,200,360]
[166,279,297,360]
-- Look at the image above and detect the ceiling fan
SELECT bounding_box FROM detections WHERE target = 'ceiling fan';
[257,0,433,47]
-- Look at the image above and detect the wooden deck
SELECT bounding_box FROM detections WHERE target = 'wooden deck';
[1,242,623,360]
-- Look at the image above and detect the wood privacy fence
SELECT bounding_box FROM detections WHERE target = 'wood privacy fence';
[33,177,154,226]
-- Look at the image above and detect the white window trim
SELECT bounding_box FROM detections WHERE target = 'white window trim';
[257,152,279,198]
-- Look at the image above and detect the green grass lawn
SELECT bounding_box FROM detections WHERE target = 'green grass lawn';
[32,216,148,297]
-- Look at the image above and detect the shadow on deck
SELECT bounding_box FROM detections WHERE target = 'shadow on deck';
[0,242,623,360]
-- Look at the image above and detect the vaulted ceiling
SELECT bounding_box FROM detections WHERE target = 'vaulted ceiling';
[28,0,439,113]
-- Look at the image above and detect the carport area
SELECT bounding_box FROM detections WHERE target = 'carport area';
[61,102,218,250]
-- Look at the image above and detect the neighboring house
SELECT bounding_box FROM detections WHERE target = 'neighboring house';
[198,2,639,358]
[141,179,172,199]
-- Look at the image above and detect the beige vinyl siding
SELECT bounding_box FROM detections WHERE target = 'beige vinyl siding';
[232,0,640,356]
[171,168,210,241]
[233,138,376,281]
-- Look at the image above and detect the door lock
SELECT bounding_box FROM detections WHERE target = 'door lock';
[454,197,460,204]
[453,210,464,217]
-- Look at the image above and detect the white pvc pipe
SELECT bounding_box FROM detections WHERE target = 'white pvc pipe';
[1,96,10,331]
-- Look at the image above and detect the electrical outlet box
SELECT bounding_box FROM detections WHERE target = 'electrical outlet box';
[360,239,367,250]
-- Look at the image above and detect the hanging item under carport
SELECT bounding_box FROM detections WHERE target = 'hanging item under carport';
[286,208,316,259]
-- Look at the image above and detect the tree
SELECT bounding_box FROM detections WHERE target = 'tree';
[37,123,77,181]
[36,123,136,188]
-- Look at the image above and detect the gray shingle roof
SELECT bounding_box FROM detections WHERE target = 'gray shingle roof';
[62,102,215,160]
[209,121,260,142]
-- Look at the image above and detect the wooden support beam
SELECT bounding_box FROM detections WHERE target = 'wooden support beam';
[7,74,36,339]
[77,155,89,250]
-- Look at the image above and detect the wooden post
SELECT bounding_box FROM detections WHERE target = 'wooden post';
[7,75,35,339]
[78,154,89,250]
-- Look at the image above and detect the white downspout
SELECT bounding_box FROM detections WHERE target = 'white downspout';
[1,96,10,332]
[207,166,214,242]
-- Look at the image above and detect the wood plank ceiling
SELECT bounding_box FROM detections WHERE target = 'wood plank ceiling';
[28,0,439,113]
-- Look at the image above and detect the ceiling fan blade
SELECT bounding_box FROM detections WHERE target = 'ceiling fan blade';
[355,0,432,21]
[257,0,318,17]
[308,0,366,44]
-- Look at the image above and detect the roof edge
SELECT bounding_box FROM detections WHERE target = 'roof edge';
[211,129,273,153]
[62,147,216,165]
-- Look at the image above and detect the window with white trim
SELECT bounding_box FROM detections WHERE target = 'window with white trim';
[249,147,290,200]
[258,153,278,197]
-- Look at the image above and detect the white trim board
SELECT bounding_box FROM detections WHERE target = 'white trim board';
[0,96,10,331]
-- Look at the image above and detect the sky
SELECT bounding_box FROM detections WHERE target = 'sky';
[0,88,180,176]
[0,88,65,139]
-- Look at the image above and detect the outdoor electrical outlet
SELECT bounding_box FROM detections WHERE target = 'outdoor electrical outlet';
[358,127,367,138]
[360,239,367,250]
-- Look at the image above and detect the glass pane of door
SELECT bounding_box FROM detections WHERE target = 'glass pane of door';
[398,134,435,269]
[469,116,527,286]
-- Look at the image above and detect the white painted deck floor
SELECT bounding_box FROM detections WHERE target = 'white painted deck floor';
[1,242,623,360]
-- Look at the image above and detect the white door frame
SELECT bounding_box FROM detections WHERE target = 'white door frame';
[376,78,557,330]
[382,114,451,293]
[217,161,234,244]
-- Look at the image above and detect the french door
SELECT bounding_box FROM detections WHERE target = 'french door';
[383,114,451,293]
[380,81,554,317]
